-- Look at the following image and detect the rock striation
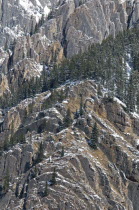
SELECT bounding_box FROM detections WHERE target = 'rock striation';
[1,1,139,209]
[0,80,139,209]
[0,0,139,96]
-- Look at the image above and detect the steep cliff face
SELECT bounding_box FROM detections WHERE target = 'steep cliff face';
[0,0,139,97]
[0,0,138,55]
[1,1,139,209]
[0,80,139,209]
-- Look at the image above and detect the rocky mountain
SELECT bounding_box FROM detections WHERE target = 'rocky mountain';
[0,0,139,97]
[0,80,139,209]
[0,0,139,209]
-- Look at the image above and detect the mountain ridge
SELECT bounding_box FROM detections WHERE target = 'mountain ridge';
[0,79,139,209]
[0,1,139,209]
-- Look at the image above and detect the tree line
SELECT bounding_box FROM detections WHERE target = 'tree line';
[1,28,139,112]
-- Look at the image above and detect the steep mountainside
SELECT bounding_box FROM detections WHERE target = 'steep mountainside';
[0,80,139,209]
[0,0,139,97]
[1,0,139,210]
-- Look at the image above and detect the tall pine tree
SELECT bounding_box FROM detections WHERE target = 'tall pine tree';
[89,123,99,149]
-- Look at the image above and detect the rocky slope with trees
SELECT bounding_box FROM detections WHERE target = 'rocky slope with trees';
[0,0,139,209]
[0,0,139,98]
[0,80,139,210]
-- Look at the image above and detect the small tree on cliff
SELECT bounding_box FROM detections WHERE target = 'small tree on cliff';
[35,142,44,164]
[89,122,99,149]
[3,138,9,151]
[44,181,49,197]
[97,84,103,97]
[51,168,57,185]
[19,133,26,144]
[63,108,72,127]
[79,94,84,116]
[3,170,10,193]
[61,146,64,157]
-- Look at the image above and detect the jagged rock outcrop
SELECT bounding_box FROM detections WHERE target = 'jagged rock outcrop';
[1,1,139,209]
[1,0,139,96]
[0,80,139,209]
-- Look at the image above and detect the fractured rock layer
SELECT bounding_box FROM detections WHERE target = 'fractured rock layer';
[0,80,139,209]
[0,0,139,96]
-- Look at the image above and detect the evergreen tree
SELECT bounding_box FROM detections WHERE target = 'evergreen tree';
[51,168,57,185]
[3,27,139,115]
[74,109,79,119]
[3,170,10,193]
[136,92,139,113]
[44,181,49,197]
[15,183,19,197]
[3,138,9,151]
[19,133,26,144]
[63,108,72,127]
[79,94,84,116]
[10,120,14,136]
[35,142,44,164]
[9,135,16,146]
[61,146,64,157]
[89,123,99,149]
[97,84,103,97]
[126,74,136,112]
